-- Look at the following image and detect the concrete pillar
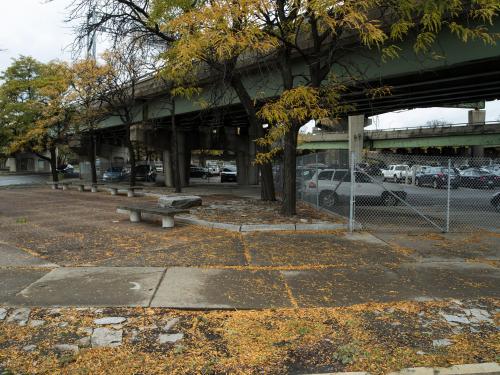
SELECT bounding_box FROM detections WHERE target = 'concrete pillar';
[177,131,186,186]
[6,158,16,172]
[348,114,364,162]
[468,110,486,157]
[247,124,259,185]
[163,150,173,187]
[468,109,486,125]
[236,130,249,185]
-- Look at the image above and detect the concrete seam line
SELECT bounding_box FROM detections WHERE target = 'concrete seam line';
[147,268,168,307]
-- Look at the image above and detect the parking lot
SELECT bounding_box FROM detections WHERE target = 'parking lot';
[301,178,500,232]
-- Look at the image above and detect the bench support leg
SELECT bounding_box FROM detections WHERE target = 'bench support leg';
[127,190,135,198]
[162,216,174,228]
[91,186,98,193]
[78,186,84,192]
[130,211,141,223]
[51,184,58,190]
[110,188,117,196]
[62,185,68,191]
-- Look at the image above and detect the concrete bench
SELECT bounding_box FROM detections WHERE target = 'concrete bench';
[60,181,72,190]
[106,185,143,197]
[47,181,73,190]
[47,182,60,190]
[116,205,189,228]
[72,182,104,193]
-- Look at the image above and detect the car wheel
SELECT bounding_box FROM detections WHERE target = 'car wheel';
[319,191,337,208]
[382,177,387,182]
[415,178,420,186]
[382,193,398,206]
[393,175,399,183]
[432,180,439,189]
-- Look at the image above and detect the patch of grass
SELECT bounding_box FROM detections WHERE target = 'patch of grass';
[15,217,27,224]
[58,353,77,366]
[332,342,364,365]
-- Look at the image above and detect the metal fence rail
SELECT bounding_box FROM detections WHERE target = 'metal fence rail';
[277,150,500,233]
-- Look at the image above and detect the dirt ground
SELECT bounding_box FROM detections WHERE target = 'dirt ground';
[0,188,394,268]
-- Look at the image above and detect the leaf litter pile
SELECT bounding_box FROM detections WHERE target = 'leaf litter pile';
[0,299,498,374]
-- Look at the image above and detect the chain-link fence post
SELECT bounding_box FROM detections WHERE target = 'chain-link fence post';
[349,151,356,233]
[445,158,451,233]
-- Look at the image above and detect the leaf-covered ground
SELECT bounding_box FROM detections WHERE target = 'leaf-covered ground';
[0,188,399,268]
[0,299,498,375]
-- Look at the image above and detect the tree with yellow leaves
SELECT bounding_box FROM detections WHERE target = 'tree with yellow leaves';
[0,58,74,182]
[152,0,278,200]
[254,0,500,215]
[70,59,111,184]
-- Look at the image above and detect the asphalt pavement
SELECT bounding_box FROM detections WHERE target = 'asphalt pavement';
[0,173,50,187]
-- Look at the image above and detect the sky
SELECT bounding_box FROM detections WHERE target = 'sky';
[2,0,500,131]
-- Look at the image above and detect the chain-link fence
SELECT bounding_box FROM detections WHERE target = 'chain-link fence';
[280,150,500,232]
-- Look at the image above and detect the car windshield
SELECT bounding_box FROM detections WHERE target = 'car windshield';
[223,167,236,172]
[136,165,150,172]
[107,167,122,173]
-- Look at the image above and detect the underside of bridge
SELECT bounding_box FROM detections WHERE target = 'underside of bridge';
[77,54,500,185]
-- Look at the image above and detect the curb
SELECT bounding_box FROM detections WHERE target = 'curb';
[307,362,500,375]
[175,215,347,232]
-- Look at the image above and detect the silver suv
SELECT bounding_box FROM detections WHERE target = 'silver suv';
[304,169,407,208]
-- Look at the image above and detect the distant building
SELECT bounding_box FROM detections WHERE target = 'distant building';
[0,152,51,173]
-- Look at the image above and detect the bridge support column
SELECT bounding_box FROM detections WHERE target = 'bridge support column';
[177,131,189,187]
[236,130,250,185]
[248,123,259,185]
[348,114,365,161]
[163,150,173,187]
[233,126,259,186]
[468,110,486,157]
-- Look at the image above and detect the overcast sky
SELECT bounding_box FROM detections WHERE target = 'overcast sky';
[2,0,500,130]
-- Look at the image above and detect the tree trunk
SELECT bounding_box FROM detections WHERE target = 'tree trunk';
[278,47,297,216]
[171,99,181,193]
[230,74,275,201]
[89,131,98,184]
[254,124,275,201]
[49,147,58,183]
[281,123,298,216]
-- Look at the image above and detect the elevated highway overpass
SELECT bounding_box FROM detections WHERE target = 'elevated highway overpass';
[84,21,500,185]
[299,120,500,158]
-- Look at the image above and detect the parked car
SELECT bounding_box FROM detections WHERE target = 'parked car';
[135,164,157,182]
[206,165,219,176]
[415,166,460,189]
[482,165,500,176]
[220,166,237,182]
[491,192,500,212]
[190,166,209,179]
[102,166,128,182]
[304,169,407,207]
[56,164,79,179]
[381,164,410,182]
[459,168,500,189]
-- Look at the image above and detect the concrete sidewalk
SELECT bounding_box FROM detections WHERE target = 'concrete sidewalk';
[1,241,498,308]
[2,264,498,308]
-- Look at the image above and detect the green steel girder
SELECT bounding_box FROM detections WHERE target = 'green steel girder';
[299,133,500,151]
[98,20,500,128]
[370,133,500,149]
